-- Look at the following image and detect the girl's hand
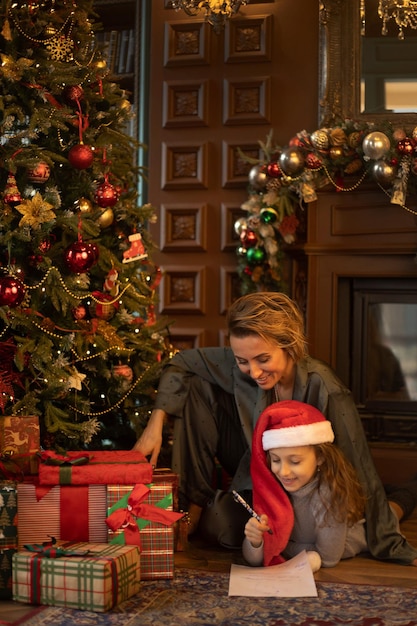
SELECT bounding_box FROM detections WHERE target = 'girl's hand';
[244,514,270,548]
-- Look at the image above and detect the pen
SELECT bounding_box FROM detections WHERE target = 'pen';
[232,490,273,535]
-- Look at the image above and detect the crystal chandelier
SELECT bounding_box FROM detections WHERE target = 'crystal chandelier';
[378,0,417,39]
[170,1,250,34]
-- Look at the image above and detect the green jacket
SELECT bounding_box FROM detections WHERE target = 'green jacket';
[154,347,417,564]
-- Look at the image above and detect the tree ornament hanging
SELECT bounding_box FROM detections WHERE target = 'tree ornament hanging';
[3,172,22,207]
[71,303,88,321]
[88,291,119,320]
[242,230,258,247]
[63,84,84,106]
[94,180,120,208]
[68,143,94,169]
[74,197,93,213]
[27,161,51,184]
[122,232,147,263]
[96,207,114,228]
[64,215,99,274]
[68,89,94,170]
[0,275,26,307]
[64,240,99,273]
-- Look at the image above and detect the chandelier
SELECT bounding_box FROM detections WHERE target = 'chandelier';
[378,0,417,39]
[170,1,250,34]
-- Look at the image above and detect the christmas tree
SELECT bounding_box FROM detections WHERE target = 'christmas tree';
[0,0,169,452]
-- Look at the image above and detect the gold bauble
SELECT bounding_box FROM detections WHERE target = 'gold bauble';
[329,146,344,160]
[75,197,93,213]
[96,208,114,228]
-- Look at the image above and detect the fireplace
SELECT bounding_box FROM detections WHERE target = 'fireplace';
[336,277,417,442]
[302,189,417,445]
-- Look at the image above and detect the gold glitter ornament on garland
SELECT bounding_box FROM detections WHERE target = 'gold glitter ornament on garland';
[45,34,74,61]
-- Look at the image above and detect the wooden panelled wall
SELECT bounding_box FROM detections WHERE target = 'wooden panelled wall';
[147,0,319,348]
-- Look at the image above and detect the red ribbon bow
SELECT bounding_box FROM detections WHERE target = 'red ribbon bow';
[105,483,184,546]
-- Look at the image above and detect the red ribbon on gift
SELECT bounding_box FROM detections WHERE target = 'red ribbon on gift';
[105,483,184,546]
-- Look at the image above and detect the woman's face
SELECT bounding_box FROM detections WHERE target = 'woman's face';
[229,334,293,390]
[268,445,320,492]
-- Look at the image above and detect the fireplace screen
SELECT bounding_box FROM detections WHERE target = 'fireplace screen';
[337,278,417,430]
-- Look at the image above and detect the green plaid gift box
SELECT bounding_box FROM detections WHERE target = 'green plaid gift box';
[107,482,177,580]
[12,542,140,612]
[0,481,17,600]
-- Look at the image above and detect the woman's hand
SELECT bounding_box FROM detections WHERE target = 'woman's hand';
[132,408,166,467]
[244,514,270,548]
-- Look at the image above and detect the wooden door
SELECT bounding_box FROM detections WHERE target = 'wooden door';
[147,0,318,349]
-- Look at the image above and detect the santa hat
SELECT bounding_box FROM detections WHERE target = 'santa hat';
[251,400,334,567]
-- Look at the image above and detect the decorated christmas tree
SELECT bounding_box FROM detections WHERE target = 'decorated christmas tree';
[0,0,169,451]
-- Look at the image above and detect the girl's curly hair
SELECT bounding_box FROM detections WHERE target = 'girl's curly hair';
[315,442,367,527]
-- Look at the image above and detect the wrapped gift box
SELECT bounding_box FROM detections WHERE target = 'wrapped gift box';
[38,450,153,485]
[107,478,183,580]
[0,481,17,600]
[17,482,108,548]
[12,542,140,612]
[0,416,39,475]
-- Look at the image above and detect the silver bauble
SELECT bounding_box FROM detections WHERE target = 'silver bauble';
[234,217,248,237]
[373,160,398,187]
[362,131,391,160]
[279,147,305,176]
[248,165,267,190]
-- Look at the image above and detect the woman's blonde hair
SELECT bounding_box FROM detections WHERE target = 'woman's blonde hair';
[315,443,367,526]
[226,292,308,362]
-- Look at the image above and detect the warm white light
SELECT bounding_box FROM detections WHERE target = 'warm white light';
[171,0,250,33]
[378,0,417,39]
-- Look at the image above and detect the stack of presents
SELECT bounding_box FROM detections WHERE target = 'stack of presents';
[0,415,185,612]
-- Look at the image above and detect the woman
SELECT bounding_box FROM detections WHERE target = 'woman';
[134,291,417,564]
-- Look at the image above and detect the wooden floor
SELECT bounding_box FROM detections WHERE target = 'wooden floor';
[175,508,417,589]
[1,510,416,623]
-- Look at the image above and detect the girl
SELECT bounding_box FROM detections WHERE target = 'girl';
[243,400,368,572]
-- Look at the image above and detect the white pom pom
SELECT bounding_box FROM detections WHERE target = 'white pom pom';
[307,551,322,572]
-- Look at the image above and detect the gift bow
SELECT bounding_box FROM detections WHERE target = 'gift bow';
[105,483,184,546]
[23,537,89,558]
[38,450,90,466]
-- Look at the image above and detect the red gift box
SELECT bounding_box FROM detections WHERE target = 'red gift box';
[17,482,108,548]
[106,480,183,580]
[0,416,39,475]
[38,450,153,485]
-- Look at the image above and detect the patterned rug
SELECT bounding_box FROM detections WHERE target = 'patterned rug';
[16,568,417,626]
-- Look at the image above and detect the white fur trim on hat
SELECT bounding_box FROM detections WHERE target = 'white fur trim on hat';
[262,420,334,450]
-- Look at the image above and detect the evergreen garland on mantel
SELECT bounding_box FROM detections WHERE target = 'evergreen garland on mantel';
[237,121,417,295]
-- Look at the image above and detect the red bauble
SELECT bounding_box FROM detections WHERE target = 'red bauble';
[266,161,282,178]
[94,182,120,208]
[27,161,51,184]
[72,304,88,320]
[242,230,258,248]
[63,84,84,106]
[64,241,99,273]
[0,275,25,307]
[68,144,94,169]
[113,363,133,381]
[397,138,415,155]
[89,291,119,320]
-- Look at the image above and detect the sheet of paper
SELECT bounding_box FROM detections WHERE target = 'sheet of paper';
[228,550,318,597]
